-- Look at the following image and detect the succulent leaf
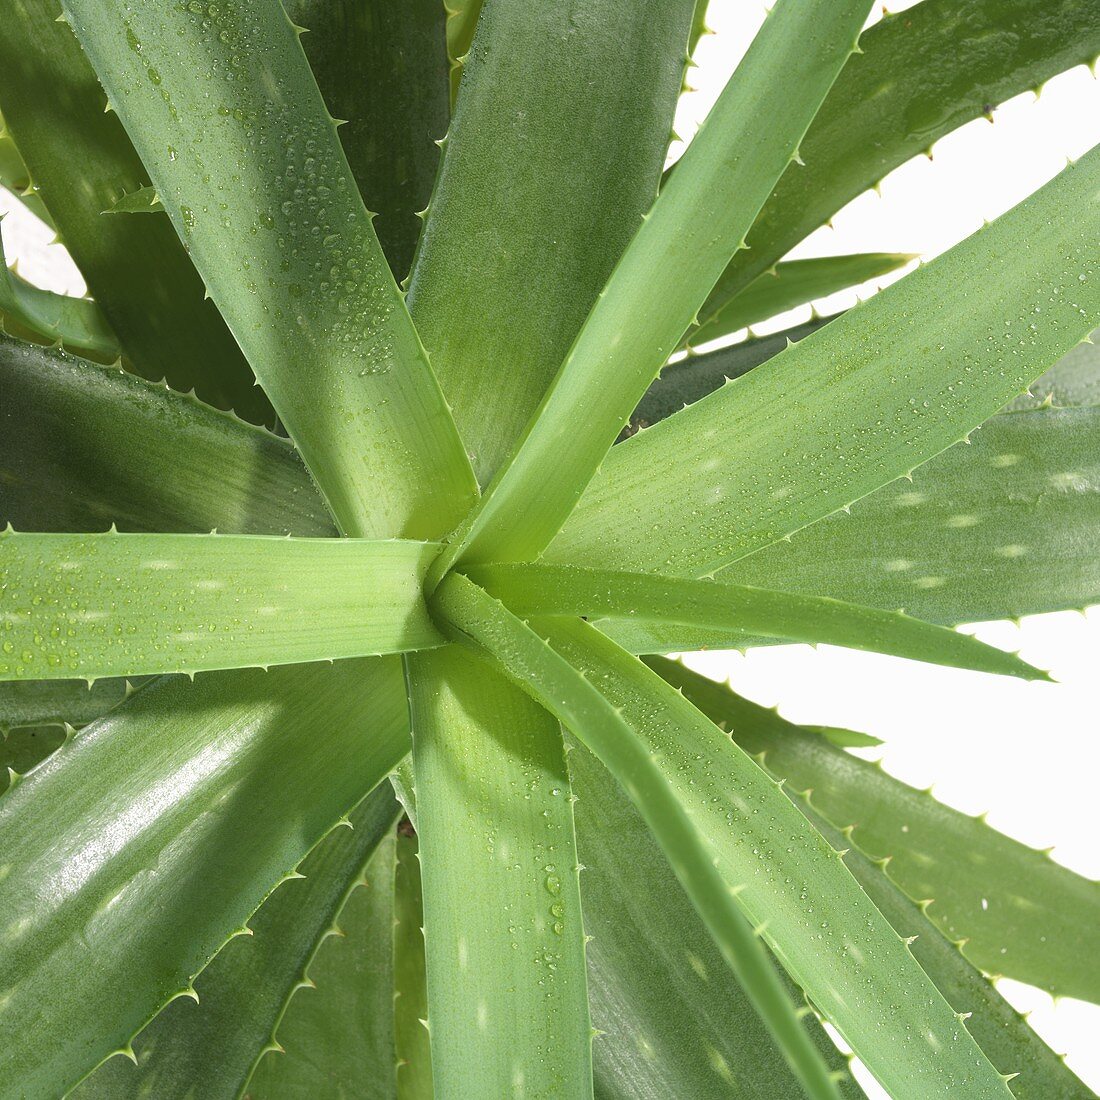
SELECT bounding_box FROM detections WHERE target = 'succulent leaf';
[394,831,434,1100]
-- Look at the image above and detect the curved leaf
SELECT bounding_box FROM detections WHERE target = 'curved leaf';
[0,532,441,681]
[394,831,433,1100]
[407,646,593,1098]
[0,676,140,730]
[650,658,1100,1006]
[408,0,695,484]
[466,563,1044,679]
[0,0,270,421]
[61,0,475,539]
[550,148,1100,575]
[701,0,1100,312]
[0,657,410,1095]
[432,0,873,578]
[75,786,400,1099]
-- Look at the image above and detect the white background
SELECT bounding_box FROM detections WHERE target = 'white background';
[2,1,1097,1093]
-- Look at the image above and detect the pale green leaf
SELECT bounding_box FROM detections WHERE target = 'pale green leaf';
[408,0,694,484]
[701,0,1100,313]
[0,0,270,421]
[650,658,1100,1006]
[74,786,400,1099]
[407,646,593,1098]
[61,0,476,539]
[432,0,873,578]
[550,149,1100,575]
[0,532,441,681]
[466,563,1045,680]
[0,657,410,1094]
[394,832,433,1100]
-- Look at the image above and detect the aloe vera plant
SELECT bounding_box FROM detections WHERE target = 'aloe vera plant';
[1,0,1098,1096]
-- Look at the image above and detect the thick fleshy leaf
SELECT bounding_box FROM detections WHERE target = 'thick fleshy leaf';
[466,563,1045,680]
[0,230,118,361]
[394,831,433,1100]
[651,658,1100,1005]
[432,573,1013,1100]
[408,0,694,484]
[444,0,484,100]
[433,578,844,1100]
[432,0,872,578]
[0,0,269,421]
[550,149,1100,575]
[61,0,476,539]
[570,738,862,1100]
[1,723,66,793]
[407,646,593,1098]
[684,253,910,349]
[0,676,140,730]
[797,800,1093,1100]
[0,657,410,1094]
[700,0,1100,312]
[0,335,331,537]
[247,831,401,1099]
[286,0,448,281]
[0,532,441,681]
[0,115,54,227]
[1006,327,1100,410]
[75,785,400,1099]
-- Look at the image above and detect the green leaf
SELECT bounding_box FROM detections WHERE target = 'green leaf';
[570,738,862,1100]
[549,148,1100,576]
[1006,328,1100,410]
[722,403,1100,628]
[628,317,830,434]
[406,645,593,1098]
[0,657,410,1094]
[796,800,1095,1100]
[407,0,695,484]
[466,563,1045,680]
[0,0,271,422]
[0,676,141,730]
[394,831,433,1100]
[0,229,119,361]
[684,252,912,349]
[701,0,1100,313]
[103,184,162,213]
[286,0,449,281]
[247,830,401,1100]
[649,658,1100,1005]
[0,334,332,537]
[444,0,484,101]
[74,785,401,1099]
[0,532,441,681]
[433,577,844,1100]
[0,114,54,227]
[431,0,873,579]
[1,722,67,792]
[61,0,476,540]
[432,572,1014,1100]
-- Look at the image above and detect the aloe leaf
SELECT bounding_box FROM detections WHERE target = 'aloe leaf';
[0,656,410,1094]
[408,0,694,485]
[650,658,1100,1006]
[444,0,484,101]
[0,230,119,361]
[433,572,1015,1099]
[721,403,1100,629]
[0,335,332,537]
[0,115,54,227]
[550,148,1100,576]
[701,0,1100,313]
[1006,328,1100,411]
[431,0,873,579]
[466,563,1044,680]
[628,317,830,434]
[394,831,433,1100]
[247,831,401,1100]
[1,722,67,794]
[0,676,142,730]
[797,800,1094,1099]
[684,253,911,349]
[0,0,270,422]
[286,0,448,282]
[407,646,593,1098]
[61,0,476,540]
[0,532,441,681]
[432,579,846,1100]
[569,738,862,1100]
[74,785,400,1099]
